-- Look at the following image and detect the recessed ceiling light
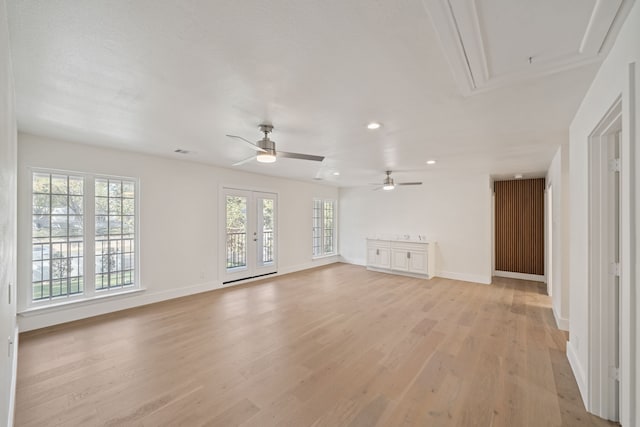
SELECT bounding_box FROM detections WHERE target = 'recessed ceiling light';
[514,174,523,179]
[367,122,381,130]
[426,160,436,165]
[333,171,340,176]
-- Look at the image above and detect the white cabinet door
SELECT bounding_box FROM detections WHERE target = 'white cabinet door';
[367,241,392,268]
[378,246,391,268]
[408,250,428,275]
[391,248,409,271]
[367,246,379,266]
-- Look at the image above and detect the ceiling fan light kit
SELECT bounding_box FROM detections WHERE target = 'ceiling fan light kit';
[383,174,395,190]
[227,124,324,166]
[377,171,422,191]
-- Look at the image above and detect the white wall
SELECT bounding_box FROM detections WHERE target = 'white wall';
[546,144,570,330]
[0,0,18,425]
[339,173,492,284]
[17,133,339,331]
[568,1,640,424]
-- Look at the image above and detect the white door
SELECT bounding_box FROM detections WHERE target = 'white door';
[408,250,428,275]
[221,188,277,283]
[391,248,409,271]
[378,246,391,268]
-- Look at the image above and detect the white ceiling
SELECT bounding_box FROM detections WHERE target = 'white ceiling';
[6,0,630,187]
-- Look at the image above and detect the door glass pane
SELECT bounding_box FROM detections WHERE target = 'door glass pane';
[226,195,247,269]
[260,198,274,264]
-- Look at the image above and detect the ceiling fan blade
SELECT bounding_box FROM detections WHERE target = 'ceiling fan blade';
[397,182,423,186]
[232,156,256,166]
[226,134,267,153]
[278,151,325,162]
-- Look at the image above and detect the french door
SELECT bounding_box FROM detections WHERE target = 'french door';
[221,188,277,283]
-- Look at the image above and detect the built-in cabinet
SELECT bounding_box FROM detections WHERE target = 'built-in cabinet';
[366,239,436,279]
[367,240,391,269]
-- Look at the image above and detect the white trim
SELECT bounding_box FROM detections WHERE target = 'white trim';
[18,287,145,316]
[339,256,365,266]
[339,257,492,285]
[553,304,570,331]
[619,61,637,427]
[437,270,491,285]
[312,198,338,258]
[278,256,339,275]
[587,96,623,421]
[422,0,630,95]
[366,266,429,280]
[18,259,341,332]
[8,325,18,427]
[218,185,279,284]
[494,270,546,282]
[311,253,338,260]
[23,168,141,311]
[568,340,589,407]
[18,281,217,332]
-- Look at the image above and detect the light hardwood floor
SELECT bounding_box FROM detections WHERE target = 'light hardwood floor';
[15,263,616,426]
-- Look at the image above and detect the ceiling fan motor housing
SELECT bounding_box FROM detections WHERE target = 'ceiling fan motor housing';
[257,137,276,156]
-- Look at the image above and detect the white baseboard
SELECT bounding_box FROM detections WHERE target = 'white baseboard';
[8,325,18,427]
[567,340,588,409]
[338,256,365,266]
[18,258,342,332]
[338,260,491,285]
[278,256,339,275]
[494,270,546,282]
[437,270,492,285]
[552,304,569,331]
[18,280,220,332]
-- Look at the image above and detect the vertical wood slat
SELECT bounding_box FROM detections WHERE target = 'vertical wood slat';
[494,178,545,275]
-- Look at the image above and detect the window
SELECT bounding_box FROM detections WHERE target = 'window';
[30,170,138,306]
[312,199,337,257]
[95,178,136,290]
[32,173,84,301]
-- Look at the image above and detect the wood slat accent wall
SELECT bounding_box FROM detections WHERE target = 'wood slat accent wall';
[494,178,545,275]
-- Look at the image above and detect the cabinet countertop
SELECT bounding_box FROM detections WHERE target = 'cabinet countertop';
[366,238,436,244]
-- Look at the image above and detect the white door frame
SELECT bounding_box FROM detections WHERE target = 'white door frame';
[586,69,639,423]
[588,96,621,421]
[219,186,278,284]
[546,184,553,297]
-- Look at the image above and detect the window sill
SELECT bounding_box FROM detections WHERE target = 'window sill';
[312,253,338,260]
[18,287,145,317]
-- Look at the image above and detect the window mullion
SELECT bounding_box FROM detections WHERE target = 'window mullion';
[84,175,96,298]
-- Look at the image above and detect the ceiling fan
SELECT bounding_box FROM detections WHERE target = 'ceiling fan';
[227,124,325,166]
[373,170,422,191]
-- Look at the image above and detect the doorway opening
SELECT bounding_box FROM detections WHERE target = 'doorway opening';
[220,188,277,284]
[588,97,621,421]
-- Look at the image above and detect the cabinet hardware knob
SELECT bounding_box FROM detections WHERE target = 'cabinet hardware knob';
[407,252,411,259]
[376,249,379,255]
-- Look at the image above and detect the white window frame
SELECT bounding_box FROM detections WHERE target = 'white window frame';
[312,199,337,258]
[24,168,140,310]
